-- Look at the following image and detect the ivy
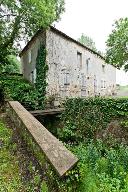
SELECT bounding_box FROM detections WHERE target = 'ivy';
[58,97,128,142]
[0,45,48,110]
[35,44,48,109]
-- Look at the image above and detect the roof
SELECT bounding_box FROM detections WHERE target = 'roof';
[19,26,105,60]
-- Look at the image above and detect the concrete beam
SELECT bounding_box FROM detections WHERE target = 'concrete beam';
[8,101,78,177]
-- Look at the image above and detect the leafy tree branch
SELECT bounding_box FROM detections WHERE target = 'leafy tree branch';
[0,0,65,67]
[106,18,128,71]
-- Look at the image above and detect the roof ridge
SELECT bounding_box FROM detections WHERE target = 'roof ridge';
[19,26,105,61]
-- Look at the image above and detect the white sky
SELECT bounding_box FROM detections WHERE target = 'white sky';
[55,0,128,85]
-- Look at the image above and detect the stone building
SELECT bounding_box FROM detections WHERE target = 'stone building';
[20,26,116,103]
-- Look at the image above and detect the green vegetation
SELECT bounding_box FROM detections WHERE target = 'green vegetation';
[0,74,40,110]
[0,44,48,110]
[1,94,128,191]
[54,97,128,191]
[58,97,128,142]
[1,55,21,74]
[0,119,49,192]
[11,97,128,191]
[78,34,97,52]
[0,0,65,67]
[106,18,128,71]
[70,141,128,192]
[0,120,24,191]
[118,85,128,91]
[77,34,104,56]
[35,44,48,109]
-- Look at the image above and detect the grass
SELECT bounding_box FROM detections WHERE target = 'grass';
[119,85,128,91]
[0,118,48,192]
[0,120,26,192]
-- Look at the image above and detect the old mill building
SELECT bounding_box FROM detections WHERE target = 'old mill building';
[20,26,116,105]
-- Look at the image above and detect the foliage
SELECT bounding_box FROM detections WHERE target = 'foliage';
[54,97,128,191]
[0,0,65,66]
[35,45,48,109]
[0,121,25,191]
[1,55,21,73]
[58,97,128,142]
[21,123,128,192]
[78,33,97,52]
[71,141,128,192]
[0,74,40,110]
[0,44,48,110]
[14,96,128,191]
[2,96,128,191]
[0,118,50,191]
[0,81,4,106]
[106,18,128,71]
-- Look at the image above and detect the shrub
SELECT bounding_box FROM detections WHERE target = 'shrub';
[0,74,41,110]
[58,97,128,142]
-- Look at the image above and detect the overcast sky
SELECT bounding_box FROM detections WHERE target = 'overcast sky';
[55,0,128,85]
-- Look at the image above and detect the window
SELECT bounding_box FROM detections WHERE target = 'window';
[30,68,36,84]
[104,81,106,88]
[94,79,97,88]
[86,58,90,74]
[81,73,86,87]
[28,50,32,63]
[81,90,86,97]
[101,80,104,88]
[64,72,70,85]
[101,80,106,88]
[77,51,82,68]
[102,65,105,73]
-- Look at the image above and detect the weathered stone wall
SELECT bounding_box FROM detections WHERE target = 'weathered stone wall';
[7,101,78,177]
[46,29,116,101]
[21,31,46,82]
[20,27,116,105]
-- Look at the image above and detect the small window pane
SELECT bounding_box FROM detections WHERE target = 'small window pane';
[81,74,86,87]
[102,65,105,73]
[86,58,90,74]
[64,73,70,85]
[101,80,103,88]
[28,50,32,63]
[77,52,82,68]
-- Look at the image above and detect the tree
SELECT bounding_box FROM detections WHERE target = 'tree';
[106,18,128,71]
[0,0,65,67]
[1,55,21,73]
[78,34,97,52]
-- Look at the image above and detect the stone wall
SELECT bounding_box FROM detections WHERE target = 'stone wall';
[46,28,116,101]
[7,101,78,177]
[20,27,116,105]
[21,31,46,83]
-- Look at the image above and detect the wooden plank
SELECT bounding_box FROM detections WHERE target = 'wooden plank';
[8,101,78,177]
[29,108,65,116]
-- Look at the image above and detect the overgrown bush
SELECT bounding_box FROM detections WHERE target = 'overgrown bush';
[1,92,128,191]
[58,97,128,142]
[71,141,128,192]
[16,97,128,191]
[0,44,48,110]
[0,81,4,106]
[51,97,128,191]
[0,74,40,110]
